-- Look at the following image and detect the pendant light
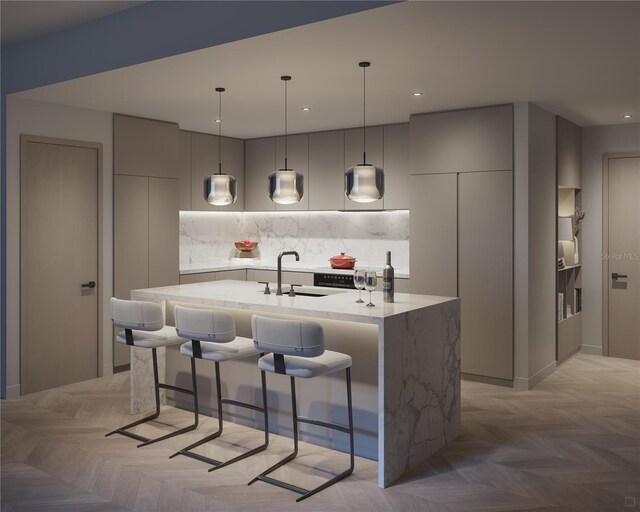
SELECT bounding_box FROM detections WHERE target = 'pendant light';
[268,75,304,204]
[204,87,237,206]
[345,61,384,203]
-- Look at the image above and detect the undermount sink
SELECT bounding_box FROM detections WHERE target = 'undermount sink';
[293,291,327,297]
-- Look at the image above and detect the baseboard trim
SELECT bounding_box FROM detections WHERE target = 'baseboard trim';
[513,360,557,390]
[5,384,21,399]
[580,344,603,356]
[461,372,513,387]
[113,364,130,374]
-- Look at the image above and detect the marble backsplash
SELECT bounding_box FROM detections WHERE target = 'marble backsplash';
[180,210,410,270]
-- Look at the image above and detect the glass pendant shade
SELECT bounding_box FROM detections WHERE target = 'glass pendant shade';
[268,169,304,204]
[345,164,384,202]
[204,173,237,206]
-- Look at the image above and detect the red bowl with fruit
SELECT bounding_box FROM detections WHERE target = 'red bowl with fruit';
[235,240,258,252]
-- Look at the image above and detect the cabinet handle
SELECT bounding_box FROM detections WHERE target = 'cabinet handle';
[612,273,628,280]
[81,281,96,289]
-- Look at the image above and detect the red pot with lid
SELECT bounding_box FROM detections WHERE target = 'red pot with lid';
[329,252,357,269]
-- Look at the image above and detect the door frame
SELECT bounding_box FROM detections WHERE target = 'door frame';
[20,134,105,386]
[601,151,640,357]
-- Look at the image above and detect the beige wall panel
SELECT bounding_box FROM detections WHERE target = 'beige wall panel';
[113,114,179,178]
[308,130,345,211]
[178,130,191,211]
[459,171,513,380]
[344,126,384,210]
[557,116,582,189]
[149,178,179,288]
[21,142,99,394]
[190,132,219,211]
[275,134,309,211]
[383,124,410,210]
[409,174,458,297]
[245,137,276,211]
[114,174,149,367]
[410,105,513,174]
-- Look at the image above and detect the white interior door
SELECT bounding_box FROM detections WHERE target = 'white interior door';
[607,156,640,360]
[21,140,99,394]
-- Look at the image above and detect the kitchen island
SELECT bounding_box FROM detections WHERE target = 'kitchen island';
[130,280,460,488]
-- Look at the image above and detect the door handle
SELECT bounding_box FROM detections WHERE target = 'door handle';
[612,273,628,280]
[81,281,97,289]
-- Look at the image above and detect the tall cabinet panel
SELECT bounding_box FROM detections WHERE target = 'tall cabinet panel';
[409,174,458,297]
[113,174,149,367]
[458,171,513,380]
[344,126,384,210]
[275,134,309,211]
[383,123,410,210]
[245,137,276,211]
[308,130,345,210]
[178,131,192,210]
[149,178,179,287]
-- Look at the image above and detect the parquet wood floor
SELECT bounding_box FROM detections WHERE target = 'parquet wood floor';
[1,354,638,511]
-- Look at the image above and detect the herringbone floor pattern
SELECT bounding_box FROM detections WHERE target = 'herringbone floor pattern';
[1,354,639,511]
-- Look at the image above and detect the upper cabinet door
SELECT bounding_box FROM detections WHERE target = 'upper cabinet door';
[178,131,191,211]
[383,124,410,210]
[113,114,179,178]
[308,130,345,211]
[221,137,245,212]
[410,105,513,174]
[557,116,582,189]
[245,137,276,211]
[344,126,384,210]
[190,132,219,211]
[275,134,309,211]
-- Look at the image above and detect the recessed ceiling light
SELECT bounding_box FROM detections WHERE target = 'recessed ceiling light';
[623,114,632,119]
[302,107,311,111]
[412,92,423,97]
[215,118,222,123]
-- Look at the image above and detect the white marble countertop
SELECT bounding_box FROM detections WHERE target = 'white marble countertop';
[132,280,455,325]
[180,261,411,279]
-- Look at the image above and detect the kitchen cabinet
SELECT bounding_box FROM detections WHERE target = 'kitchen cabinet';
[409,105,513,174]
[275,134,309,211]
[113,114,179,178]
[410,170,513,382]
[557,116,582,189]
[179,269,247,284]
[184,131,245,212]
[113,174,179,368]
[344,126,384,210]
[246,270,314,286]
[178,130,191,210]
[308,130,345,211]
[383,123,410,210]
[245,137,276,211]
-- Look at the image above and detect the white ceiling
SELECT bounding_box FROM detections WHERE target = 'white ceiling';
[14,1,640,138]
[1,1,147,47]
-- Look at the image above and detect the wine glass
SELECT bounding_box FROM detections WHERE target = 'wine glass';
[364,271,377,307]
[353,269,365,303]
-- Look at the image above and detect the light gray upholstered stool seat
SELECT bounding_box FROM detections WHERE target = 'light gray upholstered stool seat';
[106,298,199,447]
[169,306,269,471]
[248,315,354,503]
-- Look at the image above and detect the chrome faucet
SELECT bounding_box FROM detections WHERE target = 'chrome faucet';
[276,251,300,295]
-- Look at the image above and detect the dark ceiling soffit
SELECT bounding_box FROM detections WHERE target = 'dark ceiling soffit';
[1,0,398,95]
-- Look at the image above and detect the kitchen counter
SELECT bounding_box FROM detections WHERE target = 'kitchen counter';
[130,280,459,488]
[180,261,411,279]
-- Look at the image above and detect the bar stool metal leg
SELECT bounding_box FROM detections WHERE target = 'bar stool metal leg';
[106,348,199,447]
[170,358,270,469]
[248,368,354,502]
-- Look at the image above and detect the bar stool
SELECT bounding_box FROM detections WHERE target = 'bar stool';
[248,315,354,502]
[106,298,199,446]
[169,305,269,470]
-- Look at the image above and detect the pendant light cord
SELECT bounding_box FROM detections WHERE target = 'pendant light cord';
[284,77,288,170]
[363,63,366,165]
[218,89,222,174]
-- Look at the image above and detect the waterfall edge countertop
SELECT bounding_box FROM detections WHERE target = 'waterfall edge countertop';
[130,280,461,488]
[132,280,449,324]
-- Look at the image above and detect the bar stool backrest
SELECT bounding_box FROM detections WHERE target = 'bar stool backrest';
[174,306,236,343]
[251,315,324,357]
[110,297,164,331]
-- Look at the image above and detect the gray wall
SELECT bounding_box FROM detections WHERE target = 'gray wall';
[581,123,640,354]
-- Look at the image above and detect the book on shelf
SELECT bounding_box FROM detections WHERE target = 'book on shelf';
[574,287,582,313]
[558,293,564,321]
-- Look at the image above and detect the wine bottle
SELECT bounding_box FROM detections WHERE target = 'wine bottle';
[383,251,394,303]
